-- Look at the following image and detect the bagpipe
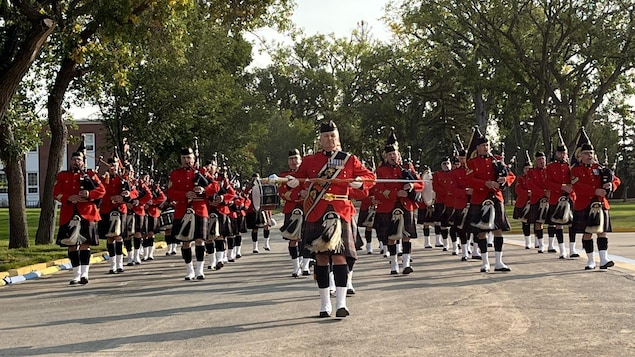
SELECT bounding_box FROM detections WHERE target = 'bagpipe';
[585,148,619,233]
[491,143,510,190]
[599,147,617,199]
[398,146,420,201]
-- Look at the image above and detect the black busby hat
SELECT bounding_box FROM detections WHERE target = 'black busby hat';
[465,125,488,160]
[440,156,451,164]
[71,135,87,160]
[571,127,593,166]
[523,150,533,167]
[451,156,459,163]
[555,128,567,152]
[320,120,338,133]
[384,127,399,153]
[288,149,301,157]
[535,151,546,158]
[457,149,467,157]
[180,147,194,156]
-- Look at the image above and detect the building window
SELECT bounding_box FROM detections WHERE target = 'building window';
[27,172,38,194]
[0,172,7,194]
[83,133,96,169]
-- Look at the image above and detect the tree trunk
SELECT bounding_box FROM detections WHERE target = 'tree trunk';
[35,58,78,244]
[0,123,29,248]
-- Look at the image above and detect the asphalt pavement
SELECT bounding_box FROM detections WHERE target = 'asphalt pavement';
[1,216,635,356]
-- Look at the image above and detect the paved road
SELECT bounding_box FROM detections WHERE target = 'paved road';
[1,224,635,356]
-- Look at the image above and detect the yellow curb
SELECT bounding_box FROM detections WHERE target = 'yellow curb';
[40,266,61,275]
[90,256,105,264]
[8,263,49,276]
[1,271,9,280]
[0,279,6,286]
[155,242,167,249]
[51,258,70,266]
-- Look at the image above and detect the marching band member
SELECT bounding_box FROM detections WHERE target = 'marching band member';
[128,168,152,266]
[372,132,423,275]
[570,129,621,270]
[545,134,578,258]
[450,151,470,260]
[465,127,516,273]
[432,157,453,250]
[168,147,219,280]
[357,193,376,254]
[143,175,166,261]
[99,156,138,274]
[278,149,307,277]
[416,165,434,249]
[286,120,375,318]
[512,151,533,249]
[526,152,551,253]
[54,143,105,285]
[207,168,235,270]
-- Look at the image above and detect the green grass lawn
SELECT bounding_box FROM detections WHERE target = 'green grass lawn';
[0,202,633,272]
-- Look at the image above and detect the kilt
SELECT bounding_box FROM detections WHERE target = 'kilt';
[134,213,147,235]
[447,207,459,225]
[56,218,99,247]
[433,202,451,226]
[374,209,417,242]
[512,206,525,220]
[465,198,510,234]
[172,215,208,241]
[526,201,545,224]
[218,213,233,237]
[545,198,573,225]
[147,215,160,234]
[573,207,612,234]
[417,205,435,224]
[358,209,371,227]
[245,211,258,230]
[98,212,127,239]
[164,230,178,244]
[302,207,357,260]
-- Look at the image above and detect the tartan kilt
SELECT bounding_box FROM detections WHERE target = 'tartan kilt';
[134,213,147,235]
[216,213,233,237]
[164,230,178,244]
[433,202,451,226]
[56,218,99,247]
[465,198,510,234]
[512,206,525,220]
[447,207,459,225]
[245,211,258,230]
[545,199,573,225]
[417,205,435,224]
[147,215,160,234]
[358,209,370,227]
[374,210,417,243]
[302,208,357,261]
[172,215,208,241]
[98,212,127,239]
[573,207,612,234]
[525,201,542,224]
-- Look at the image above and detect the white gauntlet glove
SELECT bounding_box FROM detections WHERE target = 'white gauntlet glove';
[349,177,363,189]
[286,176,300,188]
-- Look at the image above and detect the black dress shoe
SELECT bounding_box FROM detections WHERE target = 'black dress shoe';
[472,256,482,260]
[600,261,615,269]
[480,267,489,273]
[494,266,511,272]
[228,259,235,263]
[108,269,117,274]
[215,262,224,270]
[461,257,468,261]
[291,273,298,278]
[525,246,530,249]
[559,255,566,259]
[117,268,124,273]
[69,279,80,285]
[170,251,177,255]
[442,248,448,251]
[585,265,596,270]
[319,311,330,318]
[402,267,414,275]
[165,252,171,256]
[547,249,557,253]
[435,244,444,248]
[390,270,398,275]
[252,250,259,254]
[487,243,493,247]
[134,262,141,265]
[126,262,134,266]
[335,307,350,317]
[147,257,154,261]
[196,275,205,280]
[79,277,89,285]
[302,270,310,276]
[452,252,457,256]
[347,288,356,295]
[236,254,242,259]
[570,253,580,258]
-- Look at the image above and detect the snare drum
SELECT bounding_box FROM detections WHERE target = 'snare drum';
[158,208,175,231]
[252,179,280,211]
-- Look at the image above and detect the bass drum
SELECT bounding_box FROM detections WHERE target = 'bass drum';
[158,208,175,231]
[252,179,280,211]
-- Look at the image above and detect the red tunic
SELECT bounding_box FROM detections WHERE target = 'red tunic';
[131,181,153,216]
[291,151,375,222]
[450,166,468,210]
[545,161,576,205]
[99,175,138,214]
[527,167,548,204]
[571,164,621,210]
[146,186,167,218]
[432,169,452,205]
[514,174,531,209]
[54,170,106,224]
[372,164,423,213]
[167,167,220,219]
[279,169,303,214]
[466,155,516,205]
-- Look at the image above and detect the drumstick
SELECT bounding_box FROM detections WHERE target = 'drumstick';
[259,177,425,184]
